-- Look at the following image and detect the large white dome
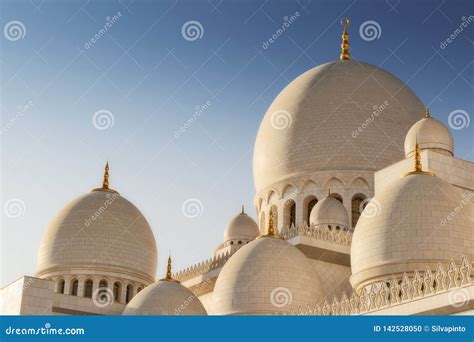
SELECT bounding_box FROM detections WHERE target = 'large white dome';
[223,210,259,243]
[36,190,158,283]
[351,173,473,290]
[212,236,323,315]
[253,60,425,192]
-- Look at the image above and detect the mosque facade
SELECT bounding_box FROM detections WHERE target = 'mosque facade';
[1,19,473,316]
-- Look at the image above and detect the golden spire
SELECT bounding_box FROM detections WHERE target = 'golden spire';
[424,107,430,118]
[403,141,435,177]
[258,209,282,239]
[102,161,110,190]
[340,18,351,60]
[92,161,118,193]
[241,205,245,214]
[161,253,179,282]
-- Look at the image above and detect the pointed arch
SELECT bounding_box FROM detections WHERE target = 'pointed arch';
[303,195,318,225]
[352,193,368,228]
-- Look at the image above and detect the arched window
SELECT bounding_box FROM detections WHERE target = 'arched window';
[113,282,121,302]
[238,240,242,244]
[70,279,78,296]
[57,279,65,294]
[304,197,318,224]
[84,279,93,298]
[126,284,134,304]
[351,194,367,228]
[99,280,107,289]
[283,200,296,228]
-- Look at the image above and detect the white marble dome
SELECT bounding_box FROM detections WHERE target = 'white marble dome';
[404,113,454,157]
[212,236,323,315]
[123,279,207,316]
[309,196,349,229]
[224,209,259,243]
[253,60,425,192]
[36,189,158,283]
[351,173,474,290]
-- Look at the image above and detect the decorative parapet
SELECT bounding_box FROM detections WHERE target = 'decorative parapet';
[279,223,352,246]
[287,257,472,315]
[173,251,232,282]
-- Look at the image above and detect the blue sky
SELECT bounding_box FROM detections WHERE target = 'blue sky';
[1,0,473,286]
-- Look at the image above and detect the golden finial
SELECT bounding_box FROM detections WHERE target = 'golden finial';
[424,107,430,118]
[403,141,435,177]
[258,210,282,239]
[340,18,351,61]
[241,205,245,214]
[92,161,118,193]
[161,253,180,282]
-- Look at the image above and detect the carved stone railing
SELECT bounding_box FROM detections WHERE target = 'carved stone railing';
[279,223,352,246]
[173,251,232,282]
[285,257,472,315]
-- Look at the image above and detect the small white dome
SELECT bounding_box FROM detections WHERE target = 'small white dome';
[36,190,157,283]
[404,112,453,157]
[351,173,473,290]
[123,280,207,315]
[213,237,323,315]
[223,209,259,243]
[309,196,349,228]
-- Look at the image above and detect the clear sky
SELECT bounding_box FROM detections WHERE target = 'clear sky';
[1,0,473,286]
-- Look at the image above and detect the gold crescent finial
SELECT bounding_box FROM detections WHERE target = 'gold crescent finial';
[161,252,180,282]
[92,161,118,194]
[340,17,351,61]
[403,138,435,177]
[424,107,430,118]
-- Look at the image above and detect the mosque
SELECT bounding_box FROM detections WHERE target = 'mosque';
[1,19,473,316]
